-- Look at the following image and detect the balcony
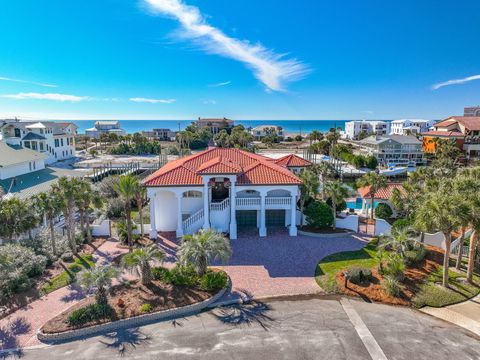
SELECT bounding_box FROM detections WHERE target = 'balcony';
[236,196,292,210]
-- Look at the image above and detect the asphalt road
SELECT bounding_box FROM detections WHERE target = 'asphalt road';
[10,296,480,360]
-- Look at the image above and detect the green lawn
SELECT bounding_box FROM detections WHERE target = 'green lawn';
[412,268,480,308]
[315,241,379,293]
[40,254,95,295]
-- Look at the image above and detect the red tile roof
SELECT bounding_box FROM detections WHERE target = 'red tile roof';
[274,154,312,168]
[422,130,465,137]
[143,148,302,186]
[358,183,405,200]
[434,116,480,131]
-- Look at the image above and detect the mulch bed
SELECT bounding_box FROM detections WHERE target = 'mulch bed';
[41,279,214,333]
[0,237,108,320]
[336,246,444,306]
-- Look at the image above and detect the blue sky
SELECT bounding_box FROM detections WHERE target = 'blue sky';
[1,0,480,120]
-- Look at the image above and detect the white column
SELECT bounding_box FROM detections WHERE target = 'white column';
[149,194,157,239]
[289,193,297,236]
[176,194,184,238]
[259,193,266,237]
[229,180,237,239]
[203,182,210,229]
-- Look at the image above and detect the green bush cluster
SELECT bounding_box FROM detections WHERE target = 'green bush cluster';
[391,219,411,233]
[347,266,373,285]
[153,265,198,287]
[200,271,228,291]
[109,141,162,155]
[304,200,334,229]
[140,303,152,313]
[383,275,401,296]
[375,203,393,220]
[68,303,113,327]
[383,254,406,281]
[404,245,427,266]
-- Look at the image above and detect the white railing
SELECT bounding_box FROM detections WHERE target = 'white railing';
[182,208,204,231]
[265,197,291,206]
[210,198,230,211]
[451,229,473,255]
[236,197,260,207]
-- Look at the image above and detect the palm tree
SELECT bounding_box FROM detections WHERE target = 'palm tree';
[324,181,350,230]
[414,190,470,287]
[380,226,418,258]
[32,191,61,255]
[0,197,37,242]
[357,173,388,219]
[298,169,320,226]
[52,177,81,254]
[178,229,232,276]
[121,245,165,285]
[78,265,118,306]
[75,180,104,243]
[114,174,138,251]
[313,162,335,200]
[309,129,323,145]
[134,182,146,238]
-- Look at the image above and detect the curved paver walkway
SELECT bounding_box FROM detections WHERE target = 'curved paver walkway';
[0,239,128,351]
[158,229,370,301]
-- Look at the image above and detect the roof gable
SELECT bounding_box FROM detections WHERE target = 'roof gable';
[274,154,312,167]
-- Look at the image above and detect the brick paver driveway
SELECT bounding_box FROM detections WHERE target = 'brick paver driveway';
[159,229,369,300]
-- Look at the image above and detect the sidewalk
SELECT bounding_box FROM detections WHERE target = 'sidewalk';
[0,239,128,351]
[420,293,480,336]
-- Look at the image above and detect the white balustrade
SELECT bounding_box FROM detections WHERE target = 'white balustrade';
[210,198,230,211]
[182,208,204,231]
[265,197,291,206]
[236,197,261,207]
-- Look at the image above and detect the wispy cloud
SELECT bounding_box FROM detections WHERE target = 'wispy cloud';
[144,0,309,91]
[130,97,176,103]
[208,81,231,88]
[0,76,57,88]
[202,99,217,105]
[0,92,88,101]
[432,74,480,90]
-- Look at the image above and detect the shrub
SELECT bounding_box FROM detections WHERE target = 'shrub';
[365,155,378,170]
[391,219,411,233]
[152,267,171,282]
[346,266,373,285]
[62,252,74,262]
[326,198,347,213]
[404,245,427,265]
[68,303,113,327]
[200,271,228,291]
[304,201,334,229]
[105,198,124,220]
[140,303,152,313]
[0,244,47,302]
[384,254,406,281]
[375,203,393,220]
[351,155,366,169]
[383,275,401,297]
[154,265,198,287]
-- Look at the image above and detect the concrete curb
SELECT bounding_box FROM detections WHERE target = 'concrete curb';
[420,302,480,337]
[37,282,228,343]
[298,230,354,238]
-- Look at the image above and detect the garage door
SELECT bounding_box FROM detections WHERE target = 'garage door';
[266,210,285,227]
[236,210,257,227]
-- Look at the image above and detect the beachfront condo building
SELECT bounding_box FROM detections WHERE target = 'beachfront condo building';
[196,117,234,134]
[85,121,126,138]
[390,119,435,135]
[250,125,284,140]
[0,119,77,165]
[344,120,389,140]
[141,128,176,141]
[464,106,480,117]
[357,134,425,166]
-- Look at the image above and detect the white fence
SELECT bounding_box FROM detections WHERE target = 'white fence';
[336,215,359,232]
[91,219,112,237]
[374,219,392,236]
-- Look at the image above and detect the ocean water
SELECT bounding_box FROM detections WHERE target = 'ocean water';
[64,120,392,135]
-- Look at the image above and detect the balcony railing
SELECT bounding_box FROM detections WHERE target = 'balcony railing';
[236,196,292,207]
[236,197,260,207]
[210,198,230,211]
[183,208,204,231]
[265,197,291,206]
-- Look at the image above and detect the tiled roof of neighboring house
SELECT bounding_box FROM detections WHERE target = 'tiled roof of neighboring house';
[0,141,48,167]
[143,147,302,186]
[274,154,312,168]
[422,130,465,137]
[22,132,46,141]
[434,116,480,131]
[360,134,421,145]
[358,183,405,200]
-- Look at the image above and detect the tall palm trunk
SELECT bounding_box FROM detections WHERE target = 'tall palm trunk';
[199,255,207,277]
[370,194,375,219]
[86,212,92,243]
[138,199,144,238]
[442,232,452,288]
[49,217,57,256]
[126,204,133,252]
[140,264,152,286]
[455,228,465,270]
[467,230,478,283]
[68,199,77,254]
[332,202,337,230]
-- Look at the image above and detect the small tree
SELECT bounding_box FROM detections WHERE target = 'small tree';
[375,203,393,220]
[357,173,388,219]
[114,174,139,251]
[78,265,118,305]
[122,245,165,286]
[178,229,232,276]
[304,201,334,229]
[298,169,320,225]
[365,155,378,170]
[324,181,350,230]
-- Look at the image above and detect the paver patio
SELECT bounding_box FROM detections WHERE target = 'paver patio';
[159,228,370,300]
[0,239,128,351]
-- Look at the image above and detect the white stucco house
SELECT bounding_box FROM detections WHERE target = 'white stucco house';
[0,141,47,180]
[143,148,306,240]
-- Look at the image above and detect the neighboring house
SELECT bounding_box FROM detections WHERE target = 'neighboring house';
[358,134,425,166]
[196,117,234,134]
[250,125,284,140]
[0,141,47,180]
[142,147,302,240]
[85,121,126,138]
[390,119,435,135]
[0,120,77,164]
[464,106,480,117]
[273,154,312,174]
[344,120,389,140]
[357,183,404,218]
[422,116,480,159]
[141,128,176,141]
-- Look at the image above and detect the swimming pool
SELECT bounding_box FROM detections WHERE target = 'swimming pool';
[345,198,380,210]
